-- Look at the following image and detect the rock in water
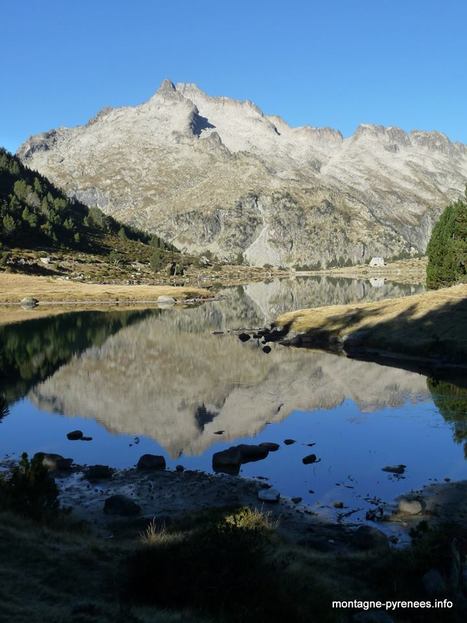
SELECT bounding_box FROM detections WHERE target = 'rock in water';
[67,430,83,440]
[258,488,280,503]
[382,464,406,475]
[137,454,166,471]
[259,442,280,452]
[104,495,141,516]
[302,453,318,464]
[283,439,296,445]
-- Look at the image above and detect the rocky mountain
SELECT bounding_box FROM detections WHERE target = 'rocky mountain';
[18,80,467,267]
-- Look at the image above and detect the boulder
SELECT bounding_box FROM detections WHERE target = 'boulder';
[302,453,317,464]
[283,439,296,445]
[258,488,280,503]
[20,297,38,309]
[382,464,406,475]
[238,332,251,342]
[398,498,422,515]
[262,345,272,354]
[157,295,176,305]
[66,430,83,440]
[104,494,141,516]
[212,444,269,474]
[259,442,280,452]
[137,454,166,471]
[84,465,115,481]
[36,452,73,472]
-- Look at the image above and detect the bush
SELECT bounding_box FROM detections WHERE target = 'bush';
[0,452,59,521]
[121,507,289,621]
[427,195,467,289]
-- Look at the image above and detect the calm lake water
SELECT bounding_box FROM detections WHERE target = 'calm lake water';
[1,276,466,522]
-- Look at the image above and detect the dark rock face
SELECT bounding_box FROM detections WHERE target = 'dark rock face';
[84,465,115,481]
[136,454,166,471]
[103,494,141,516]
[212,443,270,474]
[66,430,83,440]
[35,452,73,472]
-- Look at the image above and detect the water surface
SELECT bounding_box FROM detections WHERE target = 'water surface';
[1,276,465,522]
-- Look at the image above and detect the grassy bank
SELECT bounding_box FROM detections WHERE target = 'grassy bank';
[0,273,209,305]
[275,284,467,366]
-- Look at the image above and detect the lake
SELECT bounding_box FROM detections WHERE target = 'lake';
[1,276,465,522]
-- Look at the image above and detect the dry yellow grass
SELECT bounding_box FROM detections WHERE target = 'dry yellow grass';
[0,272,209,305]
[275,284,467,363]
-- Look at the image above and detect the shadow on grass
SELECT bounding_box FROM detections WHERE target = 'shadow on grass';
[282,296,467,379]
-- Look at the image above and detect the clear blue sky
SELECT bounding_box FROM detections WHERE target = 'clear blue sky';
[2,0,467,153]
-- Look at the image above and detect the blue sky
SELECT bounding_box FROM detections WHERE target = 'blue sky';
[2,0,467,153]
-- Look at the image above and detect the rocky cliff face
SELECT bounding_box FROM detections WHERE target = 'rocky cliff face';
[18,80,467,267]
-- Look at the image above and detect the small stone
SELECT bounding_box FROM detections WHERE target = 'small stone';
[262,345,271,354]
[302,453,317,464]
[291,497,302,504]
[175,464,185,472]
[238,332,251,342]
[213,430,224,435]
[104,494,141,516]
[333,501,344,509]
[137,454,166,471]
[284,439,296,445]
[258,488,280,503]
[81,436,93,441]
[67,430,83,441]
[398,498,422,515]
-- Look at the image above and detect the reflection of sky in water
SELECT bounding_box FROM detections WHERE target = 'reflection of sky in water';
[0,278,464,523]
[2,395,465,522]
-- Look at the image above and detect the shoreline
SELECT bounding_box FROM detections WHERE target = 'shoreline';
[273,283,467,370]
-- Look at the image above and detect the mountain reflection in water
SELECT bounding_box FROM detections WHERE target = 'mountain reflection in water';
[0,276,465,517]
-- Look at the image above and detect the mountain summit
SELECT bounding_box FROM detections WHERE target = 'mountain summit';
[18,80,467,267]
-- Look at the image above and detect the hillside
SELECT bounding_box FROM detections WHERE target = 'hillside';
[18,80,467,268]
[0,148,172,269]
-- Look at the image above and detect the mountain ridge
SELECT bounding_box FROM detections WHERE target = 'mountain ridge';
[18,80,467,267]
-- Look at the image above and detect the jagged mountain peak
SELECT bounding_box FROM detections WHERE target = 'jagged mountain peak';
[17,83,467,268]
